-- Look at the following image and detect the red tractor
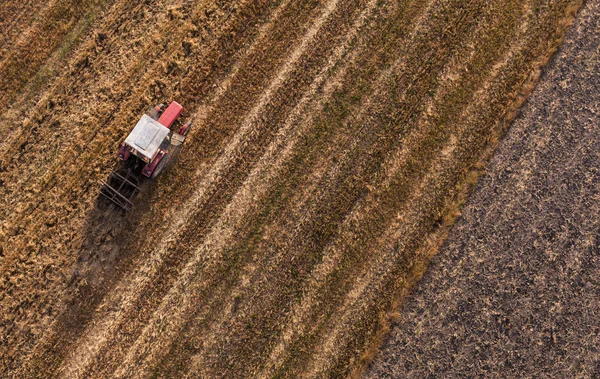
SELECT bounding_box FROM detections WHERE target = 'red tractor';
[100,101,191,210]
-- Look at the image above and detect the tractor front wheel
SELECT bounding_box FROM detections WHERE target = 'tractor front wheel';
[179,121,192,136]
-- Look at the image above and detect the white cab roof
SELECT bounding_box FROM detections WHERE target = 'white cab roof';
[124,115,170,160]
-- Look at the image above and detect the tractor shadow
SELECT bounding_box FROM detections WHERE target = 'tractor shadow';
[82,142,184,269]
[50,146,184,350]
[38,104,192,367]
[56,181,156,338]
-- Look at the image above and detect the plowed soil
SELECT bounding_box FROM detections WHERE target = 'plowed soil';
[366,0,600,377]
[0,0,583,377]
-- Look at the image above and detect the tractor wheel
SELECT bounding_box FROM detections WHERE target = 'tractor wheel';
[151,155,168,179]
[179,121,192,136]
[148,103,165,120]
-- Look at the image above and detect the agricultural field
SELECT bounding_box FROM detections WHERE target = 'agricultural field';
[367,0,600,377]
[0,0,584,377]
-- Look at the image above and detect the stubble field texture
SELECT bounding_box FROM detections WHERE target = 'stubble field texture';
[0,0,584,377]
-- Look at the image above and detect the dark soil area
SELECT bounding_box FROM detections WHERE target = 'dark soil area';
[366,1,600,377]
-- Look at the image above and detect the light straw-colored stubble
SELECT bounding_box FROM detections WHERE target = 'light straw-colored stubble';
[303,6,536,377]
[110,0,346,377]
[12,0,201,376]
[178,0,381,375]
[55,2,294,378]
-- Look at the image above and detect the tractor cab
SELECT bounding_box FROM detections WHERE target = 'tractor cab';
[99,101,191,210]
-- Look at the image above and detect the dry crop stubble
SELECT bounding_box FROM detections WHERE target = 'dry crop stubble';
[179,15,391,375]
[0,1,36,40]
[166,1,445,376]
[0,0,584,377]
[16,2,290,377]
[165,0,488,374]
[104,1,385,377]
[161,0,387,376]
[1,0,198,372]
[256,3,459,374]
[255,4,499,377]
[52,1,339,377]
[77,0,414,374]
[0,1,57,70]
[3,1,286,378]
[0,0,111,114]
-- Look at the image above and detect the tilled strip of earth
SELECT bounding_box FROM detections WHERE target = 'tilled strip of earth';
[366,0,600,377]
[0,0,584,377]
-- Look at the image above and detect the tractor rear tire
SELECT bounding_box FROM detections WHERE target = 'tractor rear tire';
[151,155,168,179]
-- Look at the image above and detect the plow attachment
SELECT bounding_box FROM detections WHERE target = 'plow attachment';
[99,170,141,211]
